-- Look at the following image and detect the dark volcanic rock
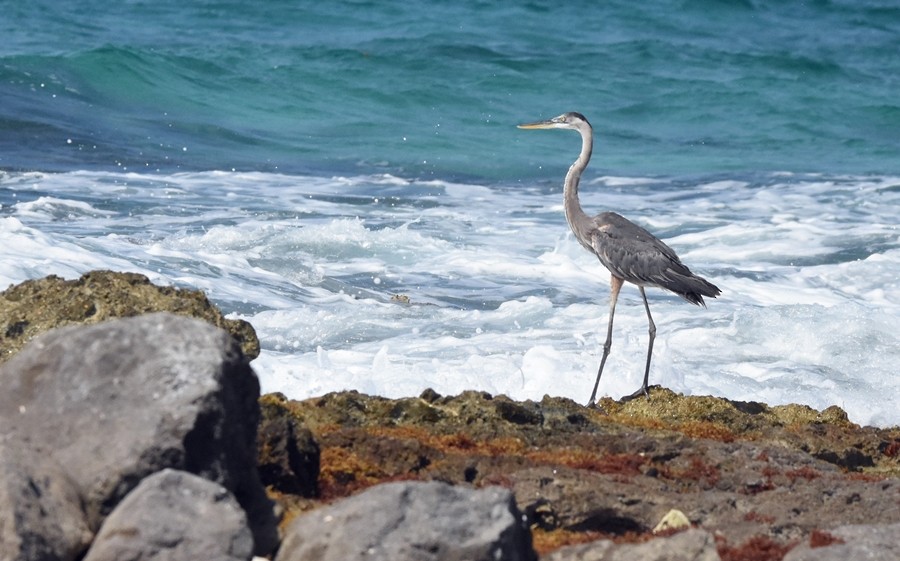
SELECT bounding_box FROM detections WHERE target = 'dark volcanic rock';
[82,469,254,561]
[2,269,897,559]
[258,393,321,497]
[262,388,900,557]
[507,456,897,546]
[0,270,259,362]
[0,440,93,561]
[276,480,537,561]
[0,313,277,556]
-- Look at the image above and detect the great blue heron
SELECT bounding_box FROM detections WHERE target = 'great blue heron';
[518,112,721,406]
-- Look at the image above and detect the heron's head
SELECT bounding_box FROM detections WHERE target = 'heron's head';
[517,112,591,131]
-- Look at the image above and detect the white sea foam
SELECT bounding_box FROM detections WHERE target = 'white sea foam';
[1,171,898,426]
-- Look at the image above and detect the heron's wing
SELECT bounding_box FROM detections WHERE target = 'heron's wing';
[589,212,691,287]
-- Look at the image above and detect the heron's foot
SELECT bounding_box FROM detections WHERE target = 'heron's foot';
[620,385,650,403]
[585,399,608,414]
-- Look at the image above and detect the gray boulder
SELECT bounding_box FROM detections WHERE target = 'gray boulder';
[82,469,253,561]
[276,480,537,561]
[783,522,900,561]
[0,440,93,561]
[0,312,277,555]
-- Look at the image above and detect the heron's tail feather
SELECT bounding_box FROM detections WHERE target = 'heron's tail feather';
[667,271,721,307]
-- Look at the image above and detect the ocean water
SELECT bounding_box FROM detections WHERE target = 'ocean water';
[2,1,898,426]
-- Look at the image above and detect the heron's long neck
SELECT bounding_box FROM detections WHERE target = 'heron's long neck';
[563,125,593,229]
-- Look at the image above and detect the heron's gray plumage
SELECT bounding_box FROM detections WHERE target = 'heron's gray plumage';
[589,212,717,306]
[518,111,720,406]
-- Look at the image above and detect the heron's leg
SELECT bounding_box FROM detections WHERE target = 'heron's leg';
[623,286,655,401]
[587,276,624,407]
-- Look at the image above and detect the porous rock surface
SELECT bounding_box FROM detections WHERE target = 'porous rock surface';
[2,271,899,561]
[782,522,900,561]
[0,440,92,561]
[82,469,254,561]
[0,312,277,558]
[257,393,321,498]
[0,270,259,362]
[263,389,900,559]
[276,480,536,561]
[542,528,720,561]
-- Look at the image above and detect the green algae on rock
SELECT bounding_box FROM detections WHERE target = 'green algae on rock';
[0,270,259,362]
[257,388,900,556]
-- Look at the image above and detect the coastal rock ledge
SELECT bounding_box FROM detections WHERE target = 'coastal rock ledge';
[0,269,260,362]
[0,272,897,560]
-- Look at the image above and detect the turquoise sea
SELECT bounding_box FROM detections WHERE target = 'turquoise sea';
[2,1,899,425]
[3,0,899,177]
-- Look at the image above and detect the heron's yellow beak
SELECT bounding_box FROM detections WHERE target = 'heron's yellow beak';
[517,119,556,130]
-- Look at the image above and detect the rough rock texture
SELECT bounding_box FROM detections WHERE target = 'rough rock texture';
[0,440,93,561]
[782,523,900,561]
[276,480,536,561]
[82,469,254,561]
[261,389,900,559]
[0,312,277,556]
[258,392,321,498]
[542,528,720,561]
[2,272,898,561]
[0,270,259,362]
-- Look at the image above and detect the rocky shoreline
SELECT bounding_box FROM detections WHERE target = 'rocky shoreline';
[1,271,898,560]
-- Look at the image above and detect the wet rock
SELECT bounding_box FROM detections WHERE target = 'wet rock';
[0,270,259,362]
[0,440,93,561]
[275,480,536,561]
[82,469,254,561]
[0,313,277,556]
